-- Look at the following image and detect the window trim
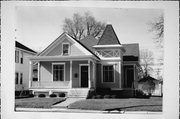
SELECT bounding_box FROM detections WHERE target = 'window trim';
[15,72,19,84]
[62,43,70,56]
[20,73,23,84]
[20,52,23,64]
[101,64,115,83]
[52,63,66,82]
[15,50,19,63]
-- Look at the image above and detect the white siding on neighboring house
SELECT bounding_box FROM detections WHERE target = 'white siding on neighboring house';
[15,48,36,91]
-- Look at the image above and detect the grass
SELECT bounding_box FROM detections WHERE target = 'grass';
[15,97,66,108]
[68,97,162,111]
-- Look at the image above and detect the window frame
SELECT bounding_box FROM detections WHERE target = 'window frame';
[52,63,66,82]
[15,72,19,84]
[62,43,70,56]
[20,52,23,64]
[102,64,115,83]
[20,73,23,84]
[15,50,19,63]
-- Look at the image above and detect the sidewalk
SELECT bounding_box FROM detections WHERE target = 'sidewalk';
[15,107,162,114]
[52,97,85,108]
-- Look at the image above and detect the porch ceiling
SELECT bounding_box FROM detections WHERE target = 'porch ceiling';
[29,55,100,61]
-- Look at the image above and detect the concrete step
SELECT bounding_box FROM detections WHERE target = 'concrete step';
[68,89,89,98]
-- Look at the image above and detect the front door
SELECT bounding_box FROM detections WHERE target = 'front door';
[124,65,134,88]
[80,65,89,88]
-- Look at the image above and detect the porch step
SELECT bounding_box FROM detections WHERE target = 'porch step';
[68,89,89,98]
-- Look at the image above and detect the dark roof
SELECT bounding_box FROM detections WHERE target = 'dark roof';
[15,41,36,53]
[68,35,100,60]
[80,35,99,52]
[97,24,121,45]
[122,43,139,57]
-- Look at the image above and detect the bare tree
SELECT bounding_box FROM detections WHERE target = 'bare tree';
[140,49,154,77]
[148,15,164,48]
[63,12,106,40]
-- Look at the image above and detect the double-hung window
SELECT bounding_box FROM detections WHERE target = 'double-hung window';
[103,65,114,83]
[15,50,19,63]
[62,43,70,56]
[53,63,65,81]
[15,72,19,84]
[20,73,23,84]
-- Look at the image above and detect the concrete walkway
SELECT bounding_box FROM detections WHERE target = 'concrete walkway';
[52,97,85,108]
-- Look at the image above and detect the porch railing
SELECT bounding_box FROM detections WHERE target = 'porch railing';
[31,81,70,89]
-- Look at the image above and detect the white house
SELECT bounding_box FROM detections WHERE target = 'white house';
[15,41,36,91]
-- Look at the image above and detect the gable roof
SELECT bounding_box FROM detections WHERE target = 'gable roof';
[38,32,100,60]
[122,43,139,57]
[97,24,121,45]
[15,41,36,53]
[80,35,99,52]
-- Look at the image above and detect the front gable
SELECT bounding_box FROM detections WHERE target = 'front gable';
[39,33,93,57]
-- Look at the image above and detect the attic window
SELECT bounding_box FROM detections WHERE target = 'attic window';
[62,43,70,56]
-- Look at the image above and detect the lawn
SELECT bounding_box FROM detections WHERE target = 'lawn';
[15,97,65,108]
[68,97,162,112]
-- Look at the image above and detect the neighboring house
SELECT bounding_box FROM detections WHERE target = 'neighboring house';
[138,76,162,96]
[15,41,37,91]
[28,24,140,97]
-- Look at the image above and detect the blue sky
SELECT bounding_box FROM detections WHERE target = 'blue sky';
[16,6,163,60]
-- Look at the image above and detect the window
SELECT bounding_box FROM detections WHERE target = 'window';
[103,65,114,83]
[20,52,23,64]
[20,73,23,84]
[62,43,70,55]
[53,64,65,81]
[15,72,19,84]
[15,50,19,63]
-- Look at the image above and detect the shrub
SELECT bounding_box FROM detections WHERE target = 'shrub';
[104,95,111,99]
[28,94,34,98]
[59,93,66,97]
[95,95,102,99]
[111,95,116,99]
[49,94,57,98]
[38,94,46,98]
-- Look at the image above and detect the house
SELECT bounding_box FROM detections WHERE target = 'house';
[15,41,37,92]
[138,76,162,96]
[28,24,140,98]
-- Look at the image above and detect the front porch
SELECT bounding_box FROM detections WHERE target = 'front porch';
[28,56,98,97]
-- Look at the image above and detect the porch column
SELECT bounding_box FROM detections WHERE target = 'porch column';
[119,62,121,88]
[88,60,91,88]
[93,61,96,88]
[37,62,40,87]
[70,60,72,88]
[29,60,33,88]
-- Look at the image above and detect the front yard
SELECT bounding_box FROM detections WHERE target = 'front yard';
[15,97,162,112]
[68,97,162,112]
[15,97,65,108]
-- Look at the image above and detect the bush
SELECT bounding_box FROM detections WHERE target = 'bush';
[49,94,57,98]
[111,95,116,98]
[28,94,34,98]
[38,94,46,98]
[59,93,66,97]
[135,89,150,98]
[95,95,103,99]
[104,95,111,99]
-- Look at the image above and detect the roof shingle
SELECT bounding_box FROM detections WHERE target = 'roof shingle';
[97,24,121,45]
[15,41,36,53]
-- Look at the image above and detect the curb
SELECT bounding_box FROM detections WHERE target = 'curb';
[15,108,162,114]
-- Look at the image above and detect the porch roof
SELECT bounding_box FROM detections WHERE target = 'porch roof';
[29,55,99,61]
